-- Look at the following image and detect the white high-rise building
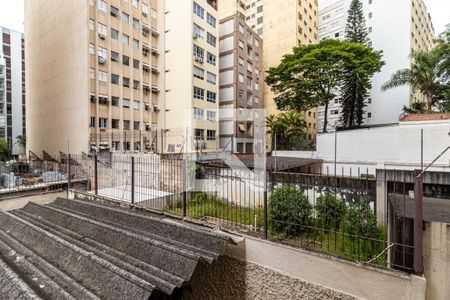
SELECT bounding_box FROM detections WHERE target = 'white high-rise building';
[0,27,25,155]
[317,0,435,131]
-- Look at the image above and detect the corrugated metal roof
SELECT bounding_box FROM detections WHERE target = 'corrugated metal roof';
[0,197,233,299]
[400,113,450,122]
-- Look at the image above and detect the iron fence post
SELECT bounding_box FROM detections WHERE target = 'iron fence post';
[94,153,98,196]
[182,159,187,217]
[263,190,268,239]
[413,169,423,275]
[131,156,135,205]
[68,154,71,190]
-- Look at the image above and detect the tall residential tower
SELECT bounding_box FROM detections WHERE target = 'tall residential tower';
[317,0,435,130]
[0,27,25,155]
[220,0,319,143]
[26,0,165,155]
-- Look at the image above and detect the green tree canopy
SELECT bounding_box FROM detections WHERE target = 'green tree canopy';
[383,26,450,113]
[0,139,11,161]
[345,0,369,44]
[266,39,383,132]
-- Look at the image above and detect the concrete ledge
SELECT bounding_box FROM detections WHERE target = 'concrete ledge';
[225,235,425,300]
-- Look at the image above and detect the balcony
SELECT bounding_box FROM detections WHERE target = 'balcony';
[207,0,218,10]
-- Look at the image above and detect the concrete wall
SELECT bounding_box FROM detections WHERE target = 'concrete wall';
[0,191,65,211]
[189,235,425,300]
[423,221,450,300]
[25,0,90,155]
[274,120,450,176]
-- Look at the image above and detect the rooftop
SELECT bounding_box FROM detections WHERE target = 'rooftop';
[400,113,450,122]
[0,197,233,299]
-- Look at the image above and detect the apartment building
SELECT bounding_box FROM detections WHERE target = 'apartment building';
[219,14,263,153]
[0,52,6,144]
[220,0,319,143]
[317,0,435,130]
[164,0,220,153]
[26,0,165,155]
[0,27,25,155]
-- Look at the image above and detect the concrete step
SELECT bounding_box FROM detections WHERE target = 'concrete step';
[0,210,155,299]
[21,202,201,280]
[11,209,182,295]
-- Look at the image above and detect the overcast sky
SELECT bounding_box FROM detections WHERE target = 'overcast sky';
[0,0,448,35]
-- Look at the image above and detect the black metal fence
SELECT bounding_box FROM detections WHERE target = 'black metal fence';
[2,151,426,274]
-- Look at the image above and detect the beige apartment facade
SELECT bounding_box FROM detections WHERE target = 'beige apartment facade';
[220,0,319,143]
[164,0,220,153]
[219,14,263,153]
[26,0,165,155]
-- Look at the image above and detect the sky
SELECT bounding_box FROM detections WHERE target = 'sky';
[0,0,448,35]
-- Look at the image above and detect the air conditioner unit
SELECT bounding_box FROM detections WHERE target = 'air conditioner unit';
[194,55,204,63]
[152,104,159,112]
[144,103,150,111]
[98,33,106,40]
[143,31,148,37]
[142,11,148,17]
[98,56,107,64]
[201,143,207,149]
[193,33,201,39]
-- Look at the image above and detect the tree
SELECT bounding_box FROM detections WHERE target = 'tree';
[382,26,450,113]
[266,111,308,150]
[16,135,26,149]
[382,51,443,113]
[339,0,377,128]
[0,139,11,161]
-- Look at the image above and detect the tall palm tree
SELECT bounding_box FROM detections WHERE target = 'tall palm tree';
[381,51,443,113]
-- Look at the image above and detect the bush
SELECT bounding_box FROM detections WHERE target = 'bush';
[315,193,347,229]
[345,200,380,238]
[269,184,313,237]
[192,192,207,205]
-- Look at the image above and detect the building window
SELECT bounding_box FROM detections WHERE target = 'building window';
[193,107,204,120]
[98,0,107,13]
[207,91,216,103]
[132,0,139,8]
[257,5,263,13]
[133,18,140,29]
[123,98,130,108]
[111,51,120,62]
[207,13,216,27]
[133,101,140,110]
[110,5,119,17]
[207,130,216,141]
[98,71,108,83]
[368,12,373,19]
[239,24,244,34]
[99,118,108,129]
[134,121,140,130]
[89,19,95,31]
[123,120,130,130]
[121,34,129,45]
[207,111,216,122]
[193,66,204,79]
[89,68,96,79]
[193,23,205,39]
[368,112,372,118]
[207,72,216,84]
[193,2,204,19]
[89,43,95,54]
[111,28,119,40]
[207,52,216,65]
[123,77,130,87]
[133,59,139,69]
[207,32,216,47]
[257,17,263,25]
[112,119,120,129]
[112,96,119,106]
[133,39,139,49]
[368,27,372,33]
[142,3,149,15]
[122,55,129,66]
[111,74,119,85]
[97,23,108,36]
[193,86,205,100]
[194,129,204,140]
[193,44,204,60]
[122,12,129,23]
[133,80,140,89]
[239,40,244,49]
[239,73,244,83]
[90,117,96,128]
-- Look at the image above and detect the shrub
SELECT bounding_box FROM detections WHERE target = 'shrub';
[269,184,313,237]
[345,200,380,238]
[192,192,207,205]
[315,193,347,229]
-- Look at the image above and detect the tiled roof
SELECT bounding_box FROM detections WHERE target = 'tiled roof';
[400,113,450,122]
[0,197,232,299]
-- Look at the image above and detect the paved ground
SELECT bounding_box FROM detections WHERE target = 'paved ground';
[0,191,65,211]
